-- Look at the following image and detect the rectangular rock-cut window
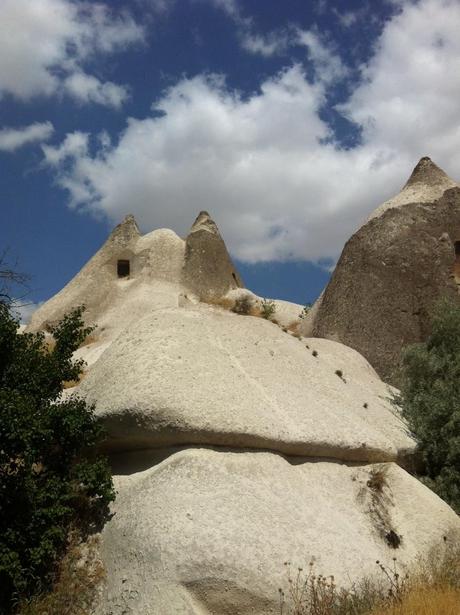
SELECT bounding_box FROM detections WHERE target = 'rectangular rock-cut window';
[455,241,460,257]
[117,259,130,278]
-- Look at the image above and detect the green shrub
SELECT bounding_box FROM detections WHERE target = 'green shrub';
[260,299,276,320]
[0,304,115,613]
[397,297,460,513]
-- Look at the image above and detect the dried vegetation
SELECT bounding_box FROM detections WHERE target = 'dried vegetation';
[15,533,105,615]
[279,538,460,615]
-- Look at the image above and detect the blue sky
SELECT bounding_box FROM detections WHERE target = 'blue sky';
[1,0,460,317]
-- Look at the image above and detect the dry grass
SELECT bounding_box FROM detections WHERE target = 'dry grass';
[16,532,105,615]
[370,585,460,615]
[78,332,99,348]
[279,538,460,615]
[62,370,87,389]
[42,331,98,353]
[204,295,261,317]
[204,296,238,311]
[287,320,300,334]
[366,465,389,493]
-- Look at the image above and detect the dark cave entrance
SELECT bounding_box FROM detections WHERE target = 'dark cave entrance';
[117,259,130,278]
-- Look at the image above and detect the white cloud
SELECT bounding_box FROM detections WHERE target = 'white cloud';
[206,0,239,18]
[240,31,290,57]
[203,0,290,57]
[332,5,372,28]
[0,0,143,106]
[0,122,54,152]
[42,132,89,166]
[297,30,349,83]
[340,0,460,155]
[63,73,129,109]
[43,0,460,263]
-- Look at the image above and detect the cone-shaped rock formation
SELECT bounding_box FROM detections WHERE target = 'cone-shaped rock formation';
[368,156,457,221]
[181,210,243,299]
[312,157,460,384]
[28,211,242,342]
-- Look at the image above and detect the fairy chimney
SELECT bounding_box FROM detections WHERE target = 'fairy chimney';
[311,157,460,384]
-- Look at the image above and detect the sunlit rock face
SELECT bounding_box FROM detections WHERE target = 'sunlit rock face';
[27,186,460,615]
[310,157,460,384]
[79,303,459,615]
[181,210,244,300]
[27,211,242,360]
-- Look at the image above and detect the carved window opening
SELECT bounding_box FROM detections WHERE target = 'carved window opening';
[117,259,130,278]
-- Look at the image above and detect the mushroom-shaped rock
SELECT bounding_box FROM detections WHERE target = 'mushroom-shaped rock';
[78,306,415,463]
[311,158,460,384]
[181,211,243,299]
[78,304,460,615]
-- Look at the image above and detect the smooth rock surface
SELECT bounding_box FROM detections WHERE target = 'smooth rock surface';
[94,448,460,615]
[78,305,415,462]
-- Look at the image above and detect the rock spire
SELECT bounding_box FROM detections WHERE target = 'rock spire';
[181,211,243,299]
[368,156,458,221]
[310,157,460,384]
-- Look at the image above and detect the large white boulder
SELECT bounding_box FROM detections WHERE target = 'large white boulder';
[95,448,460,615]
[78,306,415,463]
[73,303,460,615]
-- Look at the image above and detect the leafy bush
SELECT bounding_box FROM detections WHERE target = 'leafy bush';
[397,298,460,513]
[260,299,276,320]
[0,304,114,613]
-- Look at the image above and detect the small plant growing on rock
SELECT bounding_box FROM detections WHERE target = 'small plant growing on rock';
[260,299,276,320]
[232,294,253,315]
[367,465,388,494]
[299,303,311,320]
[279,560,337,615]
[312,350,318,358]
[375,557,409,603]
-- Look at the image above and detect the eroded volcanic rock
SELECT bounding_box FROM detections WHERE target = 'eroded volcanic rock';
[311,157,460,384]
